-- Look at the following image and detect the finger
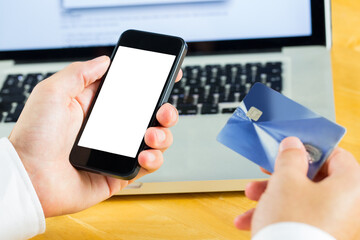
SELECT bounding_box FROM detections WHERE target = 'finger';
[80,172,127,207]
[75,80,101,115]
[260,167,272,175]
[326,148,358,177]
[313,152,334,182]
[128,150,163,183]
[135,150,164,178]
[77,172,121,208]
[245,181,268,201]
[234,208,255,231]
[313,148,348,182]
[144,127,173,150]
[175,70,183,83]
[50,56,110,98]
[105,176,129,194]
[274,137,308,177]
[156,103,179,128]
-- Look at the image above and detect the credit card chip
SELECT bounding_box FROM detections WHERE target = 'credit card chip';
[246,106,263,121]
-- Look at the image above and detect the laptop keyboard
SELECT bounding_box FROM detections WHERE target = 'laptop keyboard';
[0,61,282,123]
[169,62,282,115]
[0,72,54,122]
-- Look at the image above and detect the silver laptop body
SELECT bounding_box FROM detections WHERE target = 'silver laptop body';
[0,0,333,194]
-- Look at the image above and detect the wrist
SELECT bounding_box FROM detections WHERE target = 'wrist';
[8,136,49,217]
[0,137,46,236]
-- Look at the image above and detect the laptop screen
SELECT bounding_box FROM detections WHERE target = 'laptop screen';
[0,0,312,52]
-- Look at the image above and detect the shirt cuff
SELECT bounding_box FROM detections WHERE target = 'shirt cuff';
[0,137,45,239]
[253,222,336,240]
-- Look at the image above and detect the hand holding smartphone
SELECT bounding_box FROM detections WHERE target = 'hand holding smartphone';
[70,30,187,180]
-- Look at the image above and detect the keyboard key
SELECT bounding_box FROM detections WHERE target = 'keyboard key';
[197,95,207,104]
[268,75,282,91]
[229,83,244,94]
[269,75,282,83]
[207,78,219,86]
[238,93,245,102]
[189,87,203,95]
[44,72,56,79]
[5,103,24,122]
[265,62,282,71]
[187,78,199,86]
[210,86,221,94]
[201,103,219,114]
[219,93,235,103]
[177,104,198,115]
[208,93,220,104]
[245,63,262,73]
[5,113,18,123]
[169,95,179,106]
[182,94,200,105]
[0,86,23,94]
[270,81,282,92]
[24,74,42,86]
[0,94,26,103]
[4,75,22,88]
[0,102,12,112]
[176,95,185,105]
[171,88,184,95]
[0,112,9,122]
[222,108,237,114]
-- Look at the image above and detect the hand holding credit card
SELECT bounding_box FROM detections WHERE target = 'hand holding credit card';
[217,83,346,179]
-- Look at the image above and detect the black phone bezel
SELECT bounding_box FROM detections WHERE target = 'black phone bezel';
[69,30,187,180]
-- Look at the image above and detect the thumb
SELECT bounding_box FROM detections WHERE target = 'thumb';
[50,56,110,98]
[274,137,309,177]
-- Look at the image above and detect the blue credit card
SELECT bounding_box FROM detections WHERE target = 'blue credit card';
[217,83,346,179]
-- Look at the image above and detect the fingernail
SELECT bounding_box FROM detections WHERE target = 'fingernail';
[155,129,166,143]
[279,137,303,152]
[170,106,179,125]
[168,105,174,121]
[245,182,253,191]
[92,55,108,63]
[147,152,156,162]
[157,105,167,118]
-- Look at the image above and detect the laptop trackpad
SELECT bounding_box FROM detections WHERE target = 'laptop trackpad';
[141,115,268,182]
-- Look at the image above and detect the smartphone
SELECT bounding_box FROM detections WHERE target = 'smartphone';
[70,30,187,180]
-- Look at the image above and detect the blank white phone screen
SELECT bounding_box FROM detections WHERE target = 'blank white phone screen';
[78,46,176,158]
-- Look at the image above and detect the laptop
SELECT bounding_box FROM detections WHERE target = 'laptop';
[0,0,333,194]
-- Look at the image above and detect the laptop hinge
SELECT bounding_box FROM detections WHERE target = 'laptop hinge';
[14,57,90,65]
[188,48,282,56]
[13,48,283,63]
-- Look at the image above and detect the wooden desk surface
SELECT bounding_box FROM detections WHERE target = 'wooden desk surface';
[33,1,360,239]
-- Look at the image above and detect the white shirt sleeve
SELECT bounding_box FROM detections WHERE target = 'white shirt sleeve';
[0,137,45,239]
[253,222,336,240]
